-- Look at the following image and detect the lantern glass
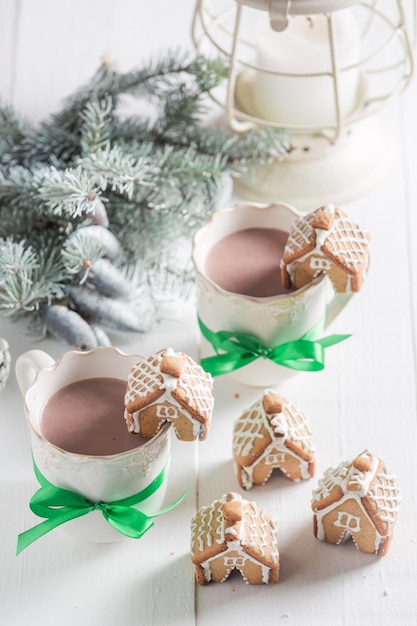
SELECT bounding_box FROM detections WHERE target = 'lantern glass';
[192,0,414,134]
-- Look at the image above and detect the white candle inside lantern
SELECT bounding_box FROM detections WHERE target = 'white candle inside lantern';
[253,10,361,127]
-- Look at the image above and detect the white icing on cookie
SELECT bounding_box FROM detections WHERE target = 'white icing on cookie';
[283,206,369,292]
[312,450,401,552]
[124,348,213,440]
[190,493,279,585]
[233,391,315,488]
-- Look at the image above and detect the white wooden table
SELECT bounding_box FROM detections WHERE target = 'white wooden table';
[1,1,417,624]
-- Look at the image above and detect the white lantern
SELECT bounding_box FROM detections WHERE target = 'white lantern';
[192,0,415,208]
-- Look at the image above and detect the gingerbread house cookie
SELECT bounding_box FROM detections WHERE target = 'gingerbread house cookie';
[311,449,401,556]
[124,348,214,442]
[190,492,279,585]
[280,204,370,294]
[233,390,316,490]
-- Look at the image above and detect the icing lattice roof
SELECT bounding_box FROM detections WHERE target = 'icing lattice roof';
[282,207,370,275]
[176,352,214,421]
[125,351,164,411]
[233,392,314,463]
[311,450,401,533]
[124,348,214,441]
[190,492,279,569]
[367,464,401,530]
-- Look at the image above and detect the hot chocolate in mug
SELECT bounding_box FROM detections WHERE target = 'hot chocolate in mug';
[192,202,352,387]
[15,347,172,548]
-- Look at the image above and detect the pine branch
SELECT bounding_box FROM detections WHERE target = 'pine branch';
[13,124,80,167]
[38,166,104,218]
[186,56,229,93]
[0,240,65,317]
[0,50,292,347]
[0,102,27,165]
[79,95,113,156]
[49,50,202,133]
[0,239,38,286]
[150,123,291,168]
[77,144,156,200]
[0,163,100,222]
[61,231,106,282]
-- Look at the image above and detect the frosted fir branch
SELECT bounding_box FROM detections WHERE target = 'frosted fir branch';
[38,166,104,218]
[226,127,291,165]
[0,104,78,167]
[3,52,222,167]
[68,225,123,263]
[77,145,156,200]
[119,257,195,326]
[0,102,27,165]
[79,95,114,156]
[107,50,223,101]
[110,117,154,145]
[151,124,291,168]
[0,165,97,229]
[0,241,66,318]
[51,50,208,132]
[186,56,229,93]
[158,145,225,180]
[0,239,38,285]
[35,246,68,298]
[0,270,52,317]
[157,88,202,132]
[0,166,54,237]
[152,58,229,135]
[0,164,44,201]
[61,232,106,282]
[15,124,80,167]
[148,146,224,209]
[105,169,230,264]
[0,50,290,346]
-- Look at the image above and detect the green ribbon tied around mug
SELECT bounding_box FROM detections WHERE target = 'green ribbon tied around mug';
[17,459,189,555]
[198,316,350,377]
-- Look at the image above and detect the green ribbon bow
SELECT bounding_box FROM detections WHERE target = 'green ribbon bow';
[198,316,350,377]
[17,459,189,555]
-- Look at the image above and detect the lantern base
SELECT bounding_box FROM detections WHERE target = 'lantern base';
[231,68,392,210]
[233,116,391,210]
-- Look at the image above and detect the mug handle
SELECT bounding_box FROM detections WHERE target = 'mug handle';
[15,350,56,397]
[325,290,353,328]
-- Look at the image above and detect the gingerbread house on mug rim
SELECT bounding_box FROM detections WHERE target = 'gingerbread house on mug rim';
[311,449,401,556]
[233,390,316,490]
[190,492,279,585]
[124,348,214,442]
[280,204,370,294]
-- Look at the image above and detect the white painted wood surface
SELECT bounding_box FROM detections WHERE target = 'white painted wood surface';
[1,1,417,624]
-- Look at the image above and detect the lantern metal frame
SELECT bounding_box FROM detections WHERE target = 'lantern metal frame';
[192,0,416,207]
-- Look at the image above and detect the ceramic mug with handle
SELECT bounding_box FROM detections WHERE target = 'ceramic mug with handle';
[192,202,351,387]
[15,346,171,544]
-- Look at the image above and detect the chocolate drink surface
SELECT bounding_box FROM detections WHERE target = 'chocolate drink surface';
[204,227,293,298]
[40,377,146,455]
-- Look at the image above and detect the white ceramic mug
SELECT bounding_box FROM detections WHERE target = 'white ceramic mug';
[192,202,351,387]
[15,347,171,543]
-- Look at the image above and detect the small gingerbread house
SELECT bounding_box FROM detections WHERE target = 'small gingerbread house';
[124,348,214,442]
[233,390,316,490]
[190,492,279,585]
[280,204,370,294]
[311,449,401,556]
